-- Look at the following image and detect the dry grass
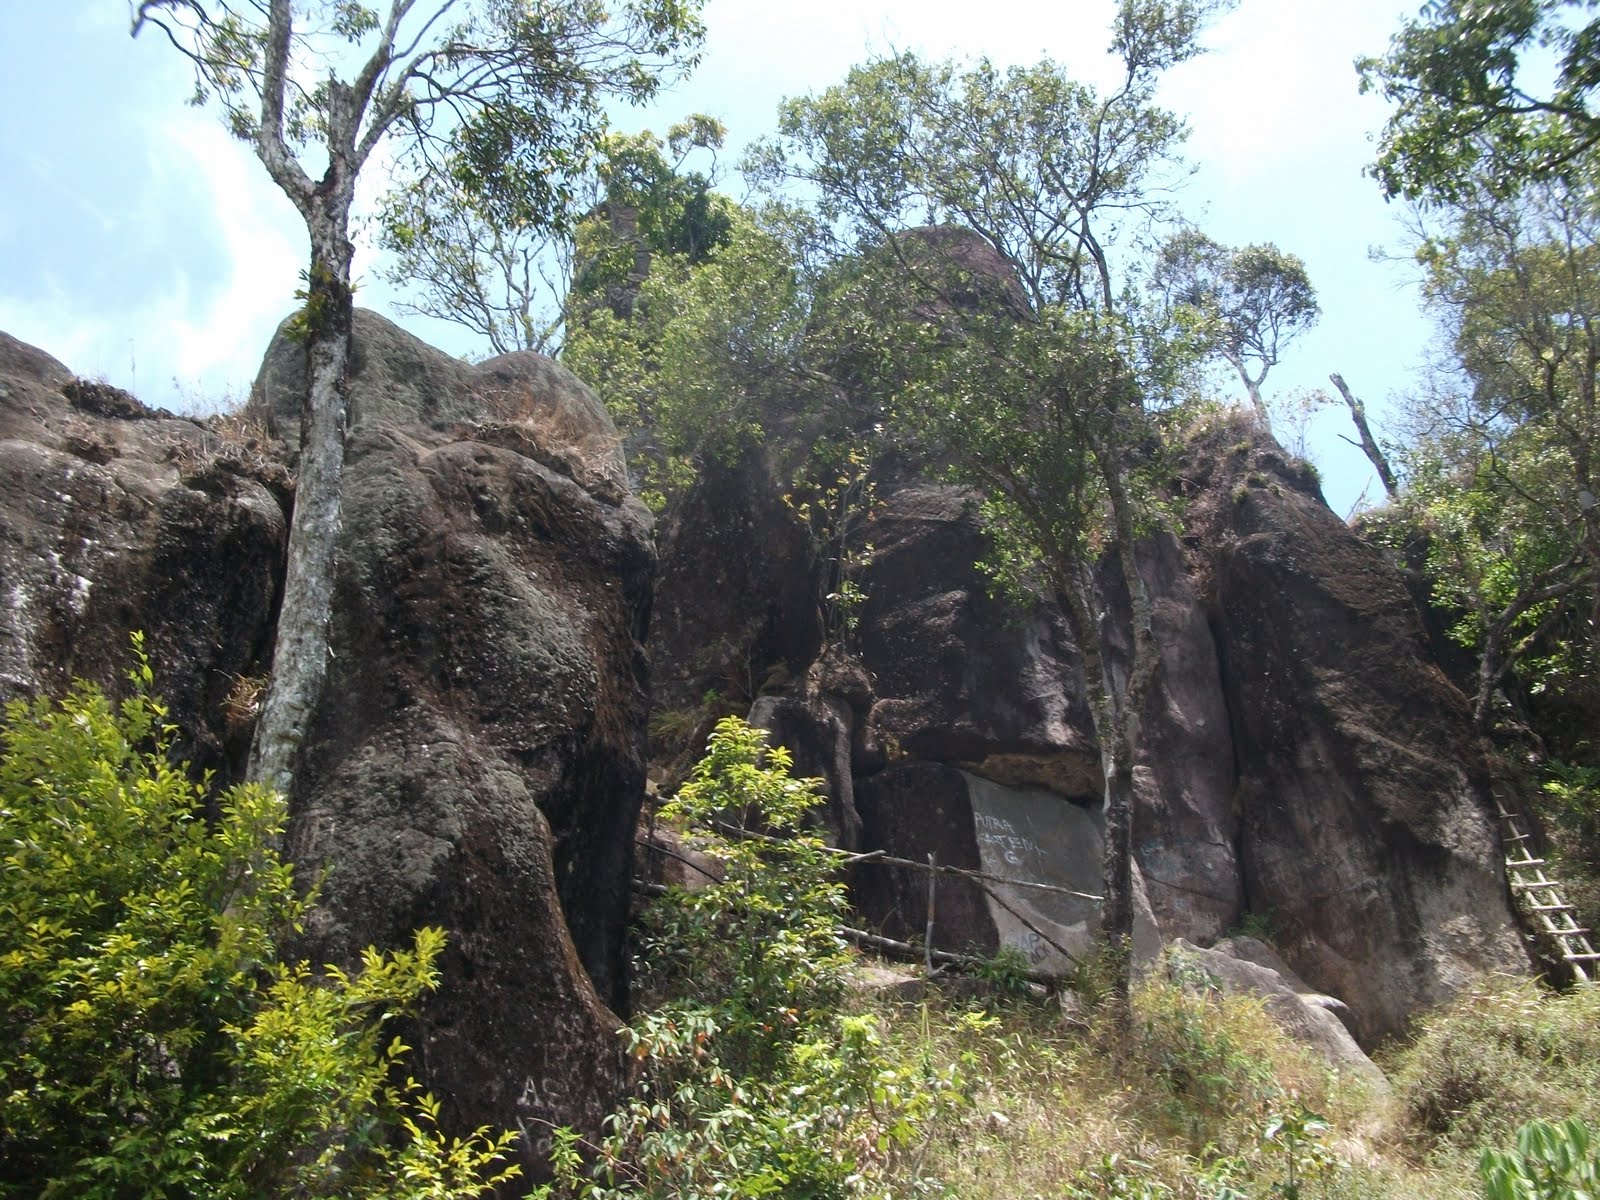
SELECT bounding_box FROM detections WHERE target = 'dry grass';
[1383,975,1600,1177]
[855,962,1477,1200]
[221,673,269,735]
[472,381,629,499]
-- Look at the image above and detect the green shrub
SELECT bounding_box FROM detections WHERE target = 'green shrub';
[1130,971,1289,1138]
[1480,1118,1600,1200]
[544,716,962,1198]
[0,640,517,1199]
[1390,978,1600,1156]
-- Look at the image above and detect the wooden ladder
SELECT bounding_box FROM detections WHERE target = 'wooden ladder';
[1496,806,1598,985]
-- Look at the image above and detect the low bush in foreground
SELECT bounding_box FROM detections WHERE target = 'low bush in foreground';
[0,642,516,1199]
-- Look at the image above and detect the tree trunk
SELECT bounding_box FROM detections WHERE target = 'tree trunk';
[1055,557,1142,1039]
[248,208,356,796]
[1220,347,1269,427]
[1330,372,1400,499]
[1098,741,1136,1025]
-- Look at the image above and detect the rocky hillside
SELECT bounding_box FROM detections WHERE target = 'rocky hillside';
[0,310,1533,1167]
[0,315,653,1179]
[650,419,1532,1045]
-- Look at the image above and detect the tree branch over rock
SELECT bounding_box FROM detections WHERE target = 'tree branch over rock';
[131,0,704,795]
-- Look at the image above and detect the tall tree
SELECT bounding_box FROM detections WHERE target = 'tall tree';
[376,114,729,355]
[752,0,1224,1020]
[131,0,704,794]
[1397,180,1600,732]
[1151,230,1319,424]
[1360,0,1600,202]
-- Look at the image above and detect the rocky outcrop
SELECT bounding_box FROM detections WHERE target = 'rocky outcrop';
[249,312,655,1171]
[652,410,1530,1043]
[650,447,822,715]
[1,315,656,1179]
[1180,422,1528,1041]
[0,331,284,778]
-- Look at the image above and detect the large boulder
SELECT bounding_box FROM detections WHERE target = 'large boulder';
[1168,937,1387,1090]
[1181,418,1529,1041]
[256,312,655,1172]
[2,315,658,1180]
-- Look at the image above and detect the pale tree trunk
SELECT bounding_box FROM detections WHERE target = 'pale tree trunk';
[1050,444,1163,1037]
[1220,346,1270,427]
[248,208,356,795]
[1055,522,1159,1036]
[1056,576,1138,1036]
[245,21,368,794]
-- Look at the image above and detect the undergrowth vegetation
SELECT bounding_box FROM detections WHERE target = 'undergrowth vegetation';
[8,673,1596,1200]
[0,642,517,1199]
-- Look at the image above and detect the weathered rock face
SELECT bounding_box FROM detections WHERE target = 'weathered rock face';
[249,312,655,1170]
[854,762,1162,973]
[0,331,284,778]
[1181,426,1528,1040]
[1,316,656,1179]
[652,411,1530,1043]
[650,447,822,715]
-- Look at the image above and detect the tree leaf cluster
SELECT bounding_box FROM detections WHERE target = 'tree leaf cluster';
[537,717,964,1198]
[1361,0,1600,203]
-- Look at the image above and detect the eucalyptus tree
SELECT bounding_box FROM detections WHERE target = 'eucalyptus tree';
[750,0,1226,1017]
[131,0,704,794]
[1151,230,1319,423]
[1360,0,1600,202]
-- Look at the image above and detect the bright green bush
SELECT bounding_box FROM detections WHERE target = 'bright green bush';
[543,716,962,1199]
[0,640,517,1199]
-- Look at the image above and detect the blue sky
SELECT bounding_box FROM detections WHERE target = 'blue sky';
[0,0,1425,515]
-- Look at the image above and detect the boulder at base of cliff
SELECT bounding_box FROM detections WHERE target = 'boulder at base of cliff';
[1169,938,1389,1093]
[254,311,656,1173]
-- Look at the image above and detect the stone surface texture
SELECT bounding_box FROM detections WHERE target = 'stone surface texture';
[1,316,656,1179]
[653,409,1531,1044]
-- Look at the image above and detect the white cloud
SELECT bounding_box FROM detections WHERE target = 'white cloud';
[157,119,303,392]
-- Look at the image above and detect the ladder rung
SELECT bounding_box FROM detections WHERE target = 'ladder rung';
[1563,952,1600,961]
[1529,903,1576,912]
[1503,832,1533,841]
[1513,880,1564,890]
[1544,924,1592,935]
[1506,857,1548,868]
